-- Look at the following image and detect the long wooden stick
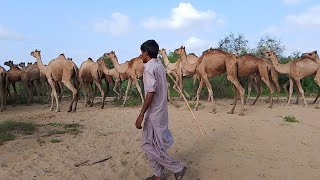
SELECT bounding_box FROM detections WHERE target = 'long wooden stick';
[166,72,205,139]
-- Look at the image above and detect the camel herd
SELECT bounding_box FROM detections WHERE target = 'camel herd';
[0,47,319,115]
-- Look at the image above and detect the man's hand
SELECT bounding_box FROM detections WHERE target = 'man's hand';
[135,113,144,129]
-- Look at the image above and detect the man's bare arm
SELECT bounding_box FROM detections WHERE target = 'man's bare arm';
[140,92,155,115]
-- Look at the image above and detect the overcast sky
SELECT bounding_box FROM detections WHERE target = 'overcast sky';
[0,0,319,68]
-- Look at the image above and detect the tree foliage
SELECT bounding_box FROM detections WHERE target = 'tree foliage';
[255,35,285,57]
[218,33,249,55]
[98,56,114,69]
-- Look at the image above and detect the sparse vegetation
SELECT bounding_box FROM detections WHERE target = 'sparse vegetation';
[0,120,36,145]
[0,120,83,146]
[283,116,299,123]
[50,138,62,143]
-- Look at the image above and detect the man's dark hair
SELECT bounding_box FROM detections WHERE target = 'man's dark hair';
[140,39,159,59]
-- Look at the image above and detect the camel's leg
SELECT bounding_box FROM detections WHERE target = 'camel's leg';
[58,82,63,101]
[228,77,245,116]
[12,83,19,106]
[167,80,172,102]
[252,79,262,105]
[287,78,294,105]
[32,80,40,102]
[122,79,132,107]
[259,73,274,108]
[283,80,289,102]
[192,74,198,93]
[178,74,183,101]
[0,81,3,112]
[203,76,216,113]
[311,89,320,104]
[246,76,253,105]
[90,84,97,107]
[22,81,32,106]
[132,77,144,105]
[113,79,121,99]
[119,81,123,100]
[63,80,78,112]
[95,82,105,109]
[313,69,320,109]
[228,85,238,114]
[272,76,281,102]
[195,78,204,111]
[294,79,307,107]
[294,85,300,104]
[47,79,60,112]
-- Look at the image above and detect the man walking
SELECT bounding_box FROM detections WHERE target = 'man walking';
[135,39,187,180]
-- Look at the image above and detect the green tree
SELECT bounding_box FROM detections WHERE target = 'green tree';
[218,33,249,55]
[168,51,180,63]
[255,35,285,57]
[98,56,114,68]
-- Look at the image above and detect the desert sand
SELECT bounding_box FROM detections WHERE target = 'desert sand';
[0,97,319,180]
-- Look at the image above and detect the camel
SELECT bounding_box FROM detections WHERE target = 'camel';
[78,58,114,108]
[175,46,245,115]
[264,50,320,108]
[97,58,128,100]
[167,48,201,100]
[18,62,43,102]
[104,51,144,106]
[0,66,8,111]
[4,60,31,106]
[30,49,79,112]
[302,51,320,64]
[234,54,275,109]
[30,50,65,101]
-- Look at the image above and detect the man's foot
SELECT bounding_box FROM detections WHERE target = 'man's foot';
[175,167,187,180]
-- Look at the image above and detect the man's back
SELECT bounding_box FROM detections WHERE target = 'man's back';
[143,58,168,121]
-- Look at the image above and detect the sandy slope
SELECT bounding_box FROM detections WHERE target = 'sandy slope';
[0,98,319,180]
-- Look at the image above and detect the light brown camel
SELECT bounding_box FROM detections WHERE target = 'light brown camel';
[79,58,113,108]
[264,50,320,108]
[103,51,144,106]
[4,60,31,106]
[30,49,79,112]
[0,66,8,111]
[30,50,65,101]
[171,48,202,100]
[97,58,128,100]
[176,46,245,115]
[159,48,184,97]
[235,54,275,109]
[18,62,42,102]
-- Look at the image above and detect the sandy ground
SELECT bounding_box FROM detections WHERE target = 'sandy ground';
[0,97,320,180]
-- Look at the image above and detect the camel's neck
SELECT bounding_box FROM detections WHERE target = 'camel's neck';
[180,52,197,73]
[162,52,171,67]
[35,55,47,74]
[269,56,290,74]
[110,57,127,74]
[100,61,110,75]
[315,55,320,64]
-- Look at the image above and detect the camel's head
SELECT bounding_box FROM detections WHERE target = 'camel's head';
[104,51,116,59]
[67,57,73,61]
[30,49,41,58]
[18,62,26,68]
[263,50,276,58]
[301,51,318,60]
[174,46,185,56]
[4,60,14,67]
[27,62,32,66]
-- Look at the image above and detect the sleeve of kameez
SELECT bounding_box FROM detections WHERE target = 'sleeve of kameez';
[144,67,157,93]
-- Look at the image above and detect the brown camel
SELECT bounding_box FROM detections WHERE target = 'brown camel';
[4,60,31,106]
[171,48,201,100]
[30,50,65,101]
[0,66,8,111]
[30,49,79,112]
[264,50,320,108]
[235,54,275,109]
[104,51,144,106]
[175,46,245,115]
[79,58,113,108]
[18,62,42,102]
[97,58,128,100]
